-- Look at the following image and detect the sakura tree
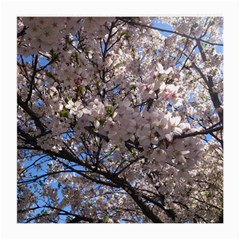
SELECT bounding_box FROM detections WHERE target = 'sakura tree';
[17,17,223,223]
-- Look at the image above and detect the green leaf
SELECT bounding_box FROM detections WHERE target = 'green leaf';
[104,216,110,222]
[205,192,211,198]
[64,97,71,104]
[106,105,114,117]
[96,80,101,88]
[131,84,137,90]
[72,52,79,64]
[154,131,160,138]
[46,71,55,79]
[78,86,85,95]
[157,75,163,81]
[49,49,58,59]
[59,108,69,118]
[120,31,129,37]
[113,62,123,69]
[65,35,73,44]
[99,118,106,126]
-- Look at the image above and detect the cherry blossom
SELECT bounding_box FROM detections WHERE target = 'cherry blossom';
[17,17,223,224]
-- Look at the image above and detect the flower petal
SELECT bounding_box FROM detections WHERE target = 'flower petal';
[165,133,173,142]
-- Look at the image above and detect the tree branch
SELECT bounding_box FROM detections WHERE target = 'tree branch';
[25,54,38,103]
[117,17,223,46]
[174,125,223,140]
